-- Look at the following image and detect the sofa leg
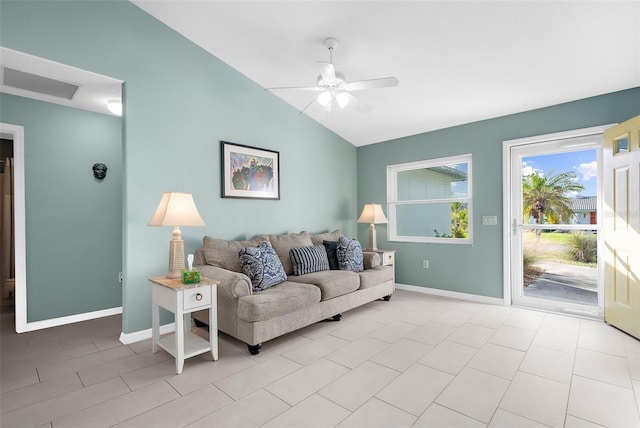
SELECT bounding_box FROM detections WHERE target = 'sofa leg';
[248,343,262,355]
[383,294,392,301]
[332,313,342,321]
[193,318,209,330]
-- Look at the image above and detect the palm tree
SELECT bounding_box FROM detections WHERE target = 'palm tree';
[522,170,584,232]
[451,202,468,238]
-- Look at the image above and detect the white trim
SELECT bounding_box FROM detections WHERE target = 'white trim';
[387,153,473,244]
[502,124,616,147]
[119,322,175,345]
[501,124,615,308]
[20,306,122,332]
[395,283,504,305]
[0,123,27,333]
[1,122,123,333]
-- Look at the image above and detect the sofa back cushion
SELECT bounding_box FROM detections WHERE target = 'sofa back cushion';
[289,245,330,276]
[310,229,343,246]
[267,231,313,275]
[238,241,287,292]
[202,235,268,272]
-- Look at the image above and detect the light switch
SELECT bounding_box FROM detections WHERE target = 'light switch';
[482,215,498,225]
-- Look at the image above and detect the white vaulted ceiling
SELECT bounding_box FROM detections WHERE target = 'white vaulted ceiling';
[133,1,640,146]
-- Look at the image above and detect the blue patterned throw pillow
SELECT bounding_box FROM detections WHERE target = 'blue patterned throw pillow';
[239,241,287,292]
[290,245,330,276]
[336,236,364,272]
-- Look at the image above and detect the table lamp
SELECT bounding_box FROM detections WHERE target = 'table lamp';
[148,192,206,279]
[357,203,388,250]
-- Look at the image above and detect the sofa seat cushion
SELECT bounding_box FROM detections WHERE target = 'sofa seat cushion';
[358,266,394,289]
[290,270,360,301]
[237,282,321,322]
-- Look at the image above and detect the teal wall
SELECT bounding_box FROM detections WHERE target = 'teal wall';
[358,88,640,298]
[1,1,356,333]
[0,93,123,321]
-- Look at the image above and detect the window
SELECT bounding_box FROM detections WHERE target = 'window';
[387,154,472,244]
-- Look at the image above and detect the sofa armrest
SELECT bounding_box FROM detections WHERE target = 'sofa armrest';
[195,264,252,299]
[363,251,381,269]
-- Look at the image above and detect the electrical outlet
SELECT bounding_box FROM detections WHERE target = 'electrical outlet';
[118,272,124,283]
[423,260,429,269]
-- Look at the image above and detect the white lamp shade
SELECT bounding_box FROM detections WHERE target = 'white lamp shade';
[148,192,206,227]
[357,203,388,224]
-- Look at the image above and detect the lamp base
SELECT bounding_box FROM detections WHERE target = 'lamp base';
[368,224,378,251]
[167,226,185,279]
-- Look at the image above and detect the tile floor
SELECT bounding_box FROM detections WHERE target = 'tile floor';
[1,290,640,427]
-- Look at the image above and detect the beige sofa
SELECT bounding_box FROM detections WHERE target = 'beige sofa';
[192,230,394,354]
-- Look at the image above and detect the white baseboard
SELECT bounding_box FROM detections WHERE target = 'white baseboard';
[20,306,123,332]
[396,283,504,305]
[119,322,175,345]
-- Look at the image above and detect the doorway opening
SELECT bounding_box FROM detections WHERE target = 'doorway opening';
[503,126,610,318]
[1,135,15,312]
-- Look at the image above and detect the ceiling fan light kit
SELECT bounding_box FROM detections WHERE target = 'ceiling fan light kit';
[266,37,399,115]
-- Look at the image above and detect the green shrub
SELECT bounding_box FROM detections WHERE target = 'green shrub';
[568,232,597,263]
[523,249,537,270]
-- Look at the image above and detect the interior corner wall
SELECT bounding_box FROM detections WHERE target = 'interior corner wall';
[1,1,356,333]
[357,87,640,299]
[0,93,123,321]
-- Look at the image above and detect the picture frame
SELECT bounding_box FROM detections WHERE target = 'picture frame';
[221,141,280,199]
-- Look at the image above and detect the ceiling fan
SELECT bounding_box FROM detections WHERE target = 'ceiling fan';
[267,37,399,114]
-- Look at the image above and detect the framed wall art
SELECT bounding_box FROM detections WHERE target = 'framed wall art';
[221,141,280,199]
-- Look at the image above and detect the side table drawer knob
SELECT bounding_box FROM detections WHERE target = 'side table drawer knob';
[196,293,203,301]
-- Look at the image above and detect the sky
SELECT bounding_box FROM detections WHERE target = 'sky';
[522,149,597,197]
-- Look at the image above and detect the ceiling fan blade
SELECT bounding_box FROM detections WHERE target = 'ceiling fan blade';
[298,95,321,115]
[317,61,336,82]
[266,85,321,92]
[343,92,372,113]
[346,77,399,91]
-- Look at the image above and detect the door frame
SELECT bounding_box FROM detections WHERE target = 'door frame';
[502,124,614,312]
[0,122,27,332]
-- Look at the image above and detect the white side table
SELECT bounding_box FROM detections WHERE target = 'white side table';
[149,276,219,374]
[370,249,396,283]
[372,249,395,268]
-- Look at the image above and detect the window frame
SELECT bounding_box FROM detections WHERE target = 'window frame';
[387,153,473,245]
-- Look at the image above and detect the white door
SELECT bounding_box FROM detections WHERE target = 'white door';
[603,115,640,338]
[503,126,609,317]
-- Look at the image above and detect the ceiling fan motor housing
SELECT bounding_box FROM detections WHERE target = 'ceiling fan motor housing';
[324,37,339,50]
[318,71,346,87]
